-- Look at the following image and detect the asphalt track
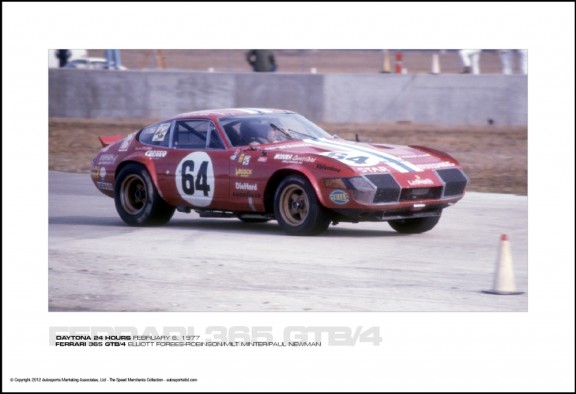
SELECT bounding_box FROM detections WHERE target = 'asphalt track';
[49,171,528,312]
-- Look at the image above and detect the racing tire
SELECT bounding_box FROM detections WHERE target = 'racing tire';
[274,175,331,236]
[388,216,441,234]
[114,164,175,226]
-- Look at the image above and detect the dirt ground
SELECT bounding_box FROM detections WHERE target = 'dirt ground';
[49,118,527,195]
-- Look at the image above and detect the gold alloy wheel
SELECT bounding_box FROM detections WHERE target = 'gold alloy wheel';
[120,174,147,215]
[278,184,310,226]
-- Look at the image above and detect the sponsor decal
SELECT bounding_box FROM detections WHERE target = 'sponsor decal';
[230,149,241,161]
[152,123,170,142]
[418,162,456,170]
[274,153,293,160]
[118,133,135,151]
[99,167,107,179]
[290,156,316,163]
[274,153,317,163]
[145,150,168,158]
[316,163,341,172]
[237,153,251,166]
[91,167,99,178]
[329,189,350,205]
[97,154,118,165]
[407,175,434,186]
[235,168,252,177]
[235,182,258,191]
[96,182,114,191]
[257,156,268,162]
[358,166,391,174]
[232,191,262,199]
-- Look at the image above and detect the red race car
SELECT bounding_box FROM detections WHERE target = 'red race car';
[91,108,468,235]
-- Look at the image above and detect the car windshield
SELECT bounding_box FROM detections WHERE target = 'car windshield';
[218,113,332,147]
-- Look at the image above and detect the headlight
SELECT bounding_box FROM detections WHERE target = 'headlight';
[323,178,347,189]
[348,177,373,192]
[323,176,376,205]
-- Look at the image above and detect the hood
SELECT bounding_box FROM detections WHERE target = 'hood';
[261,138,459,174]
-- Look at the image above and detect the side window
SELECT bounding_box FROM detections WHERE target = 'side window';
[138,122,172,147]
[222,122,242,146]
[173,120,224,150]
[207,123,225,149]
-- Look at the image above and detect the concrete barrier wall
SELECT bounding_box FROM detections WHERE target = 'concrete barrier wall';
[49,69,527,125]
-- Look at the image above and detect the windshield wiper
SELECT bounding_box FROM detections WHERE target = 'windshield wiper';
[270,123,317,140]
[270,123,294,140]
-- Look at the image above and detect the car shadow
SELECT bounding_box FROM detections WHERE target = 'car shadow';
[49,216,126,227]
[168,218,405,237]
[49,215,408,237]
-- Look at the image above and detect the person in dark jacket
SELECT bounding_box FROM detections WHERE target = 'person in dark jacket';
[245,49,277,72]
[56,49,71,67]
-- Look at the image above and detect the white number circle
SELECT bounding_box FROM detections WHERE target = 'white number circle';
[175,152,215,207]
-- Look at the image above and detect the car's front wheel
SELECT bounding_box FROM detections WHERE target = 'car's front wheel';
[114,163,175,226]
[388,216,441,234]
[274,175,331,235]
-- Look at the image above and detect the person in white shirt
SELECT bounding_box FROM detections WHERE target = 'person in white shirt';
[499,49,528,75]
[459,49,482,74]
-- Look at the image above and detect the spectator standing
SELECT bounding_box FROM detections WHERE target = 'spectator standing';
[458,49,481,74]
[56,49,71,67]
[105,49,122,70]
[245,50,277,72]
[499,49,528,75]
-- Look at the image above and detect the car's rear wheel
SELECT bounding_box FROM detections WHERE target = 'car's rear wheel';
[114,164,175,226]
[388,216,441,234]
[274,175,330,235]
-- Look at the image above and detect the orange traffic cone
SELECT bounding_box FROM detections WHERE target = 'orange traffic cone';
[395,51,403,74]
[483,234,524,295]
[381,50,391,73]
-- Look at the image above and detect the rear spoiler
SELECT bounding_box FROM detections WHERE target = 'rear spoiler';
[99,135,125,147]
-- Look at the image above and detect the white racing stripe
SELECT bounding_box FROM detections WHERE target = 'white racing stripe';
[308,138,423,173]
